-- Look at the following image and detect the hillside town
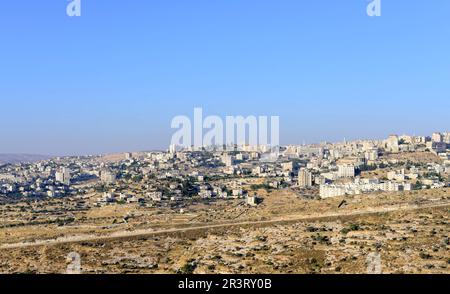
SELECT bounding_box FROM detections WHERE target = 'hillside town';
[1,132,449,207]
[0,131,449,274]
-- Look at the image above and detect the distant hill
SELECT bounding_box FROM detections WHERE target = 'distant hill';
[0,154,52,165]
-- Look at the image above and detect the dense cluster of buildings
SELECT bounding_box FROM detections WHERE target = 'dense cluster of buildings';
[0,132,449,205]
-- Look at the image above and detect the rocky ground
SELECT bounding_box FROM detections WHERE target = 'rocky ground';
[0,188,448,274]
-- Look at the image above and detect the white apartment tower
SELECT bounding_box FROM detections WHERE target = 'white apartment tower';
[444,132,450,144]
[55,168,71,185]
[338,164,355,178]
[386,135,399,153]
[169,144,177,154]
[365,149,379,161]
[298,168,313,188]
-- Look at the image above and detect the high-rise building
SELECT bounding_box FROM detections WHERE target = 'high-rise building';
[338,164,355,178]
[444,132,450,144]
[386,135,399,153]
[432,132,443,143]
[364,149,378,161]
[222,154,235,167]
[55,168,71,185]
[298,168,313,188]
[169,144,177,154]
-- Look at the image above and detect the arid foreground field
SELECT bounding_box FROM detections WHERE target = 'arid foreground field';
[0,188,449,274]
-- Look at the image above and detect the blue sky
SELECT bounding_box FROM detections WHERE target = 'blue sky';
[0,1,449,155]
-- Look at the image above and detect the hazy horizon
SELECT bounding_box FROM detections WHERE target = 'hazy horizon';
[1,130,447,158]
[1,1,449,155]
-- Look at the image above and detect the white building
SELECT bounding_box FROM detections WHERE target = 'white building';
[320,179,412,198]
[320,184,348,198]
[223,154,235,167]
[147,191,162,202]
[387,169,406,181]
[55,168,70,185]
[386,135,399,153]
[298,168,313,188]
[364,149,379,161]
[338,164,355,178]
[432,132,443,143]
[169,144,177,154]
[101,170,116,184]
[444,132,450,144]
[282,161,294,172]
[247,195,258,206]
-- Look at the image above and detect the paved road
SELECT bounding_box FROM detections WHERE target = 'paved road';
[1,200,449,249]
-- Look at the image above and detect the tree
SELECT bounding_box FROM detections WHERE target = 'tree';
[413,181,423,190]
[179,260,197,274]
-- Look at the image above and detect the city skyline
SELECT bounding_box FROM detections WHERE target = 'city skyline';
[0,130,448,158]
[1,1,449,155]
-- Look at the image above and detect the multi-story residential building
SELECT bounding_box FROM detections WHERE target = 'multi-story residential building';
[298,168,312,188]
[101,170,116,184]
[387,169,406,181]
[432,132,443,143]
[147,192,162,202]
[320,179,412,199]
[428,142,447,154]
[282,161,293,173]
[320,184,347,198]
[169,144,177,154]
[444,132,450,144]
[246,195,258,206]
[399,135,414,144]
[55,167,71,185]
[222,154,235,167]
[337,164,355,178]
[386,135,399,153]
[364,149,378,161]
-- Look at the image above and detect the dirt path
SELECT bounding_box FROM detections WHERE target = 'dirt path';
[1,200,449,250]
